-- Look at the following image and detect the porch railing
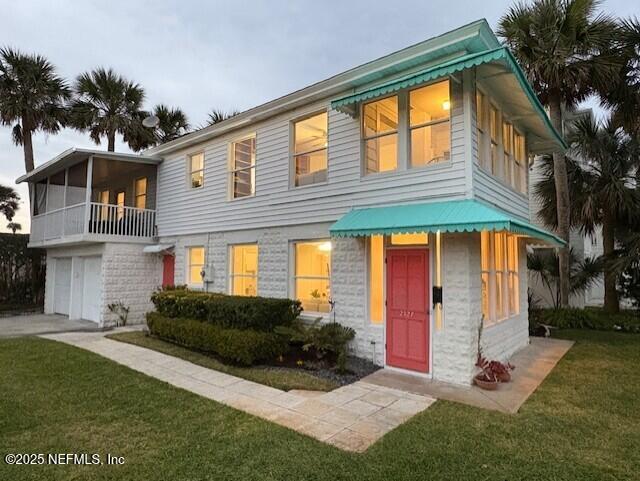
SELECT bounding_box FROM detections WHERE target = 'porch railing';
[29,202,156,244]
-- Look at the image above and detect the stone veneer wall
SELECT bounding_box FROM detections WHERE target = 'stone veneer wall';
[101,243,162,326]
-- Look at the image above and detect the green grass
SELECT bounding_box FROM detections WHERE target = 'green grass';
[106,330,338,392]
[1,330,638,481]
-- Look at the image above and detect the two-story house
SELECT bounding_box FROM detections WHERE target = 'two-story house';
[17,19,564,385]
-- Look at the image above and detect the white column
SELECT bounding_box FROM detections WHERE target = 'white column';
[83,156,93,235]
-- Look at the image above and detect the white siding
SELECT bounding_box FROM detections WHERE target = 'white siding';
[156,79,469,237]
[473,165,530,221]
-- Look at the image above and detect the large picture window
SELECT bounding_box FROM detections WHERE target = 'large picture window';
[230,244,258,296]
[294,240,331,313]
[481,231,520,325]
[409,80,451,167]
[187,246,205,287]
[230,135,256,198]
[293,112,328,187]
[363,96,398,174]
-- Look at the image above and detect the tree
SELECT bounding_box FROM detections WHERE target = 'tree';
[527,248,601,308]
[70,68,145,151]
[0,184,19,222]
[6,222,21,234]
[125,104,189,150]
[0,47,70,175]
[207,108,239,126]
[499,0,623,307]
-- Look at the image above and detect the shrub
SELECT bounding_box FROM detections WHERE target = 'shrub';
[146,312,288,365]
[276,319,355,372]
[150,289,302,332]
[529,308,640,333]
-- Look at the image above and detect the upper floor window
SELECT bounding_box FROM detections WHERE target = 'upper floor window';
[503,121,513,185]
[230,135,256,198]
[230,244,258,296]
[188,152,204,189]
[514,132,527,194]
[135,177,147,209]
[293,240,331,313]
[476,90,488,170]
[116,191,125,220]
[187,246,205,287]
[363,96,398,174]
[409,80,450,167]
[489,104,499,175]
[98,189,109,220]
[293,112,328,187]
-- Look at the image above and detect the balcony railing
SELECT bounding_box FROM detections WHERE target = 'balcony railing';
[30,202,156,244]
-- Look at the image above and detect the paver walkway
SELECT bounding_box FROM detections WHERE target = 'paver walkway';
[41,330,435,452]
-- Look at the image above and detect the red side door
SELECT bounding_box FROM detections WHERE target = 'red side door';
[386,248,430,372]
[162,254,175,287]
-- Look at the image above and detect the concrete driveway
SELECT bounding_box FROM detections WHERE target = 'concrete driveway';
[0,314,100,337]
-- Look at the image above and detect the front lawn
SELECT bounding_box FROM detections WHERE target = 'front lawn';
[1,330,638,481]
[107,330,338,392]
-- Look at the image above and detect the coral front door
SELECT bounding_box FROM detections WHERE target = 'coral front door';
[386,248,430,372]
[162,255,175,287]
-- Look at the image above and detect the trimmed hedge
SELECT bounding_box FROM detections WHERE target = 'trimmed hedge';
[151,289,302,332]
[146,312,287,365]
[530,308,640,333]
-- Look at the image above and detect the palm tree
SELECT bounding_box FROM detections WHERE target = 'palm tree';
[566,116,640,312]
[207,108,239,126]
[70,68,145,151]
[126,104,189,150]
[499,0,623,307]
[0,184,19,222]
[6,222,21,234]
[0,48,70,174]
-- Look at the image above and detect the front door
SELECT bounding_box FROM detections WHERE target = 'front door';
[162,255,175,287]
[386,248,430,372]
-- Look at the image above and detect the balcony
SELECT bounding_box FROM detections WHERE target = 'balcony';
[16,148,161,248]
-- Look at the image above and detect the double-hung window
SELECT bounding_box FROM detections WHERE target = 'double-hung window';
[514,131,527,194]
[187,246,205,288]
[293,112,328,187]
[98,189,109,220]
[476,90,488,170]
[481,231,520,325]
[363,96,398,174]
[230,135,256,198]
[230,244,258,296]
[409,80,451,167]
[135,177,147,209]
[188,152,204,188]
[502,122,513,186]
[116,191,125,220]
[489,105,499,175]
[294,240,331,313]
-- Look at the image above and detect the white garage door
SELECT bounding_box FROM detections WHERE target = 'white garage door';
[53,258,72,315]
[81,256,102,323]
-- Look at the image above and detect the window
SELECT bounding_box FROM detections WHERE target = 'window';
[514,131,527,194]
[98,190,109,220]
[230,244,258,296]
[502,121,513,185]
[363,96,398,174]
[294,240,331,313]
[390,233,429,245]
[230,135,256,198]
[293,112,328,187]
[116,191,125,220]
[135,177,147,209]
[369,235,384,324]
[489,105,499,175]
[187,246,205,287]
[480,231,520,325]
[188,152,204,188]
[476,90,487,170]
[409,80,450,167]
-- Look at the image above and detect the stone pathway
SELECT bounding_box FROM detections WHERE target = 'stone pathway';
[41,331,436,452]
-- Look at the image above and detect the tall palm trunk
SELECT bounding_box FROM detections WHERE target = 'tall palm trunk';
[602,209,620,312]
[22,119,35,198]
[548,96,571,307]
[107,132,115,152]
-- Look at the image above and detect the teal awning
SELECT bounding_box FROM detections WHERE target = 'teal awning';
[330,199,565,246]
[331,47,566,153]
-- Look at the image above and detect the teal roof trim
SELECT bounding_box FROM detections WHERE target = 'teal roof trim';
[331,47,566,151]
[329,199,566,246]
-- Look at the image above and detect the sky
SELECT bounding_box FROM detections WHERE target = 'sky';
[1,0,637,233]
